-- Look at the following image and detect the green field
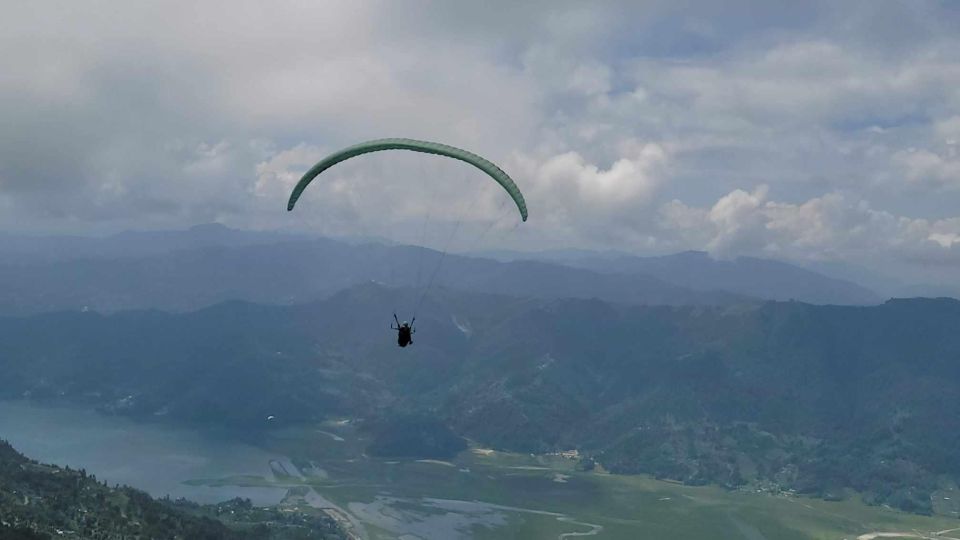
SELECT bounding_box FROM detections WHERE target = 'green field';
[190,422,960,540]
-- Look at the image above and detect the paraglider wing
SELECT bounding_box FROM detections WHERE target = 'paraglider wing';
[286,138,528,221]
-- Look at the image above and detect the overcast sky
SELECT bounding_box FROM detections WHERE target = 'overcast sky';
[3,1,960,286]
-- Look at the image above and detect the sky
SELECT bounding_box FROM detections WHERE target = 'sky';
[2,1,960,288]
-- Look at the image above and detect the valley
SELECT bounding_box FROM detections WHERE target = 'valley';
[3,400,958,540]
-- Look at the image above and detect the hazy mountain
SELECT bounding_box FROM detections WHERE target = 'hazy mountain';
[0,226,896,318]
[600,251,882,304]
[799,258,960,301]
[0,235,747,315]
[2,285,960,513]
[474,247,632,265]
[476,249,882,305]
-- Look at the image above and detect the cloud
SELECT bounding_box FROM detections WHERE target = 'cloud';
[0,2,545,232]
[1,1,960,288]
[509,141,669,247]
[527,143,666,208]
[895,148,960,190]
[891,116,960,191]
[659,186,960,275]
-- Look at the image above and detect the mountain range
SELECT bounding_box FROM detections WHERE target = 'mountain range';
[0,225,901,316]
[2,283,959,514]
[477,249,882,305]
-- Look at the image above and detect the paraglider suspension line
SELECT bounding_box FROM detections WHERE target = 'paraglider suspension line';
[413,216,462,318]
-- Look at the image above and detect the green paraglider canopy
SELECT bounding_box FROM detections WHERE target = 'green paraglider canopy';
[286,138,528,221]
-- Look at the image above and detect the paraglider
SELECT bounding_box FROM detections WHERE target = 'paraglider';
[391,314,415,348]
[286,138,527,347]
[286,138,528,221]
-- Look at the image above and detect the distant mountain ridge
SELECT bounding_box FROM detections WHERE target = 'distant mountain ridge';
[476,249,882,305]
[0,225,898,316]
[0,232,748,315]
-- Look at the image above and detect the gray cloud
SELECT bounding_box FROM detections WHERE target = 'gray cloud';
[1,1,959,287]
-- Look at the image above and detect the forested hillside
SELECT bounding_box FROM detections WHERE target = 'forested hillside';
[2,285,959,513]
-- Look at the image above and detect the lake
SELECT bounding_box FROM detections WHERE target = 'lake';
[0,400,288,505]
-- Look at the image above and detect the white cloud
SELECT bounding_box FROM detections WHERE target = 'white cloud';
[894,148,960,190]
[529,144,665,207]
[892,118,960,190]
[510,142,669,247]
[660,186,960,272]
[254,144,325,200]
